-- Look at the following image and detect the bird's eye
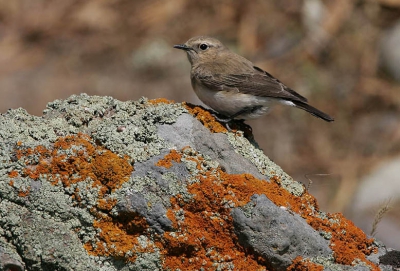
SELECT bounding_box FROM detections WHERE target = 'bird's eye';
[199,44,209,50]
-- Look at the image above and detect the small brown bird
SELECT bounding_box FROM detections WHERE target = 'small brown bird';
[174,36,334,125]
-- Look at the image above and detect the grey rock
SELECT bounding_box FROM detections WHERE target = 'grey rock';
[232,194,331,271]
[0,236,25,271]
[158,113,268,180]
[0,94,394,270]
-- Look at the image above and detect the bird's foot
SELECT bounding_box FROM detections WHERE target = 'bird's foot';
[211,113,232,123]
[210,111,235,131]
[210,112,250,133]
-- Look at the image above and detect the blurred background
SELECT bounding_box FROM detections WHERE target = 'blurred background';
[0,0,399,249]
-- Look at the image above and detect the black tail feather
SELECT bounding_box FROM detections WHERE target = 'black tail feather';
[292,101,334,122]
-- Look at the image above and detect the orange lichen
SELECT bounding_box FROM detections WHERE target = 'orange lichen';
[8,180,14,186]
[162,149,378,270]
[97,198,117,212]
[18,187,30,197]
[17,134,133,198]
[183,102,228,133]
[156,149,182,168]
[90,150,133,196]
[162,152,277,270]
[14,135,379,270]
[163,173,270,270]
[148,98,174,104]
[84,213,155,261]
[15,133,150,262]
[287,256,324,271]
[307,213,378,270]
[8,170,19,178]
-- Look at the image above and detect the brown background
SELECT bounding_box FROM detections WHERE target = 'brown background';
[0,0,399,248]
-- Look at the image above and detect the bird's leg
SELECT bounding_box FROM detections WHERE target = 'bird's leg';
[211,113,232,123]
[211,106,262,132]
[210,112,234,131]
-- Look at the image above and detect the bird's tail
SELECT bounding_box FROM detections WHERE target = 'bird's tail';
[292,101,334,122]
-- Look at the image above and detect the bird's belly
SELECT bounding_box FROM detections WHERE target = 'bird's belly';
[193,85,276,119]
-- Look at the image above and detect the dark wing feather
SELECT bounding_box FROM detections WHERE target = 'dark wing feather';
[253,66,308,102]
[291,100,334,122]
[196,66,308,103]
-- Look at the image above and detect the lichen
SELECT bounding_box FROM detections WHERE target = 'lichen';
[287,256,324,271]
[154,147,379,270]
[156,148,318,270]
[226,131,304,196]
[0,95,381,270]
[183,102,227,133]
[306,212,378,270]
[11,133,160,263]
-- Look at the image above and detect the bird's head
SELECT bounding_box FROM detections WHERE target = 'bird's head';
[174,36,226,65]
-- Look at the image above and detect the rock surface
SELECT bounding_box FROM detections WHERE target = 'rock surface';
[0,94,396,270]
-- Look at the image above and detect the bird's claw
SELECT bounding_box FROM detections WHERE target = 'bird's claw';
[210,111,234,132]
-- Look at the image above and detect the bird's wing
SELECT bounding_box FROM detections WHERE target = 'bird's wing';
[196,66,308,103]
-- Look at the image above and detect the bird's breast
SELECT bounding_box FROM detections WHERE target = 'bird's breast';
[191,80,276,119]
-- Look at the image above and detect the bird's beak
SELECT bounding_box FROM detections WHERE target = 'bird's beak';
[173,44,193,51]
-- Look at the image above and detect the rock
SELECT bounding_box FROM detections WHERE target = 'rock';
[0,94,395,270]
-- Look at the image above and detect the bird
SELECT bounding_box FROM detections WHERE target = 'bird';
[173,36,334,128]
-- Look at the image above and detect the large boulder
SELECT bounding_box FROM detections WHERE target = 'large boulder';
[0,94,396,270]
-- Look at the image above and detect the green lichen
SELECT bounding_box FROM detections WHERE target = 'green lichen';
[161,172,191,199]
[42,94,186,164]
[129,251,163,271]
